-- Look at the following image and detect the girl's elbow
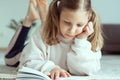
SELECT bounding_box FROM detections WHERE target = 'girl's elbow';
[84,65,101,76]
[69,65,101,76]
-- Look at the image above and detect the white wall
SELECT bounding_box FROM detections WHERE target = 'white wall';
[92,0,120,24]
[0,0,29,47]
[0,0,120,48]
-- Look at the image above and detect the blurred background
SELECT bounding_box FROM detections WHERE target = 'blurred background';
[0,0,120,54]
[0,1,120,79]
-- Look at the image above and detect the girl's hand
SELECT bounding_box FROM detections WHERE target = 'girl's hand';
[76,22,94,39]
[50,66,71,80]
[36,0,48,23]
[23,0,38,27]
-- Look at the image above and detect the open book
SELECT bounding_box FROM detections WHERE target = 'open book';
[16,67,51,80]
[16,67,89,80]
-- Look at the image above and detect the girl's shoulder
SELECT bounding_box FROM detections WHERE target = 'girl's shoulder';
[32,24,43,38]
[30,24,47,46]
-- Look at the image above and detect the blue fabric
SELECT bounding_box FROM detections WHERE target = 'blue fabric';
[5,25,30,67]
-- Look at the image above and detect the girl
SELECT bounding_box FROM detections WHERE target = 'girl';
[4,0,48,67]
[19,0,103,79]
[9,0,104,79]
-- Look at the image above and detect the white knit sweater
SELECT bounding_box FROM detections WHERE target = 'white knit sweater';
[19,27,102,76]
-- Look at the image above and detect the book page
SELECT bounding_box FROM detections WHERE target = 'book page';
[16,67,51,80]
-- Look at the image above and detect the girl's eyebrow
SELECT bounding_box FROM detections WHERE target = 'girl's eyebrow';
[63,19,70,21]
[62,16,70,19]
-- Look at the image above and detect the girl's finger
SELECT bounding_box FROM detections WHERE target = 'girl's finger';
[88,22,94,34]
[60,72,67,78]
[65,72,71,77]
[55,71,60,80]
[50,72,55,80]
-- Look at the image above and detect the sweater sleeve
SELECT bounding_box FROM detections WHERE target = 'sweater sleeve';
[67,38,102,76]
[19,28,56,73]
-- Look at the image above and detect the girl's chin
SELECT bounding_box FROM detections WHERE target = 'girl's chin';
[64,36,74,40]
[61,33,74,40]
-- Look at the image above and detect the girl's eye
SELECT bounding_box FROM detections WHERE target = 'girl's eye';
[77,24,83,27]
[64,21,71,25]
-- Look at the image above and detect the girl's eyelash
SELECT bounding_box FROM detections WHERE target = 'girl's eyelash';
[64,20,83,27]
[64,21,69,23]
[77,24,83,27]
[77,24,81,26]
[64,21,70,24]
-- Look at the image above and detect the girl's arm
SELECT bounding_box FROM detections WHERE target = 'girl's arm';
[67,38,102,76]
[19,29,56,73]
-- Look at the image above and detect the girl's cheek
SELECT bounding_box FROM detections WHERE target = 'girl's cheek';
[75,30,81,35]
[78,28,83,33]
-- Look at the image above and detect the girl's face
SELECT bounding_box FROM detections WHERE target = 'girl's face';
[59,8,89,40]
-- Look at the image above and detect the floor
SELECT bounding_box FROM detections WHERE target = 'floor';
[0,52,120,80]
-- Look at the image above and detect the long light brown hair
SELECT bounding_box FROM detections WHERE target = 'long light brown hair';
[42,0,104,52]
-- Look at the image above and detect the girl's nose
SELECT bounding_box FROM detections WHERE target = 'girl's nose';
[69,26,76,34]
